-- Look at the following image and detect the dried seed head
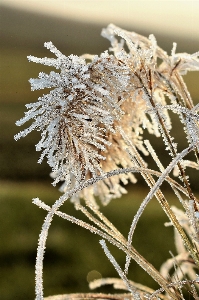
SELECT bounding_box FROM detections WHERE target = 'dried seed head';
[14,42,133,198]
[17,24,193,206]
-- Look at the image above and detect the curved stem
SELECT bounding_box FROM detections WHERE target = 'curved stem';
[35,199,178,299]
[34,144,198,299]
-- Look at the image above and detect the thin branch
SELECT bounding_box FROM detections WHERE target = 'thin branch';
[99,240,141,299]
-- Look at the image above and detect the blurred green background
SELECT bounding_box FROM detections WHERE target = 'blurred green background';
[0,2,199,299]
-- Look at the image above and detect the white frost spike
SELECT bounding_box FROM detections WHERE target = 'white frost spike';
[44,41,63,57]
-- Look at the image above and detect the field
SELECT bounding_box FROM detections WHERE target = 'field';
[1,180,181,299]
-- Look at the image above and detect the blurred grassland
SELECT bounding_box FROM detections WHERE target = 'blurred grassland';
[0,5,199,300]
[1,180,183,300]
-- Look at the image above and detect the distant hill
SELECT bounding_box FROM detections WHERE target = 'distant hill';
[1,5,199,55]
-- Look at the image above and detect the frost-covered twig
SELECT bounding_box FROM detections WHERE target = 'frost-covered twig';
[99,240,141,299]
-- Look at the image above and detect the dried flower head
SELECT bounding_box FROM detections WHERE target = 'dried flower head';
[14,42,135,198]
[14,25,172,206]
[18,24,195,206]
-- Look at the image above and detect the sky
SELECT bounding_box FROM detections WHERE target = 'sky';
[1,0,199,40]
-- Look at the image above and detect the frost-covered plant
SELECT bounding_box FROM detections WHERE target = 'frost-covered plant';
[14,41,154,206]
[15,24,199,299]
